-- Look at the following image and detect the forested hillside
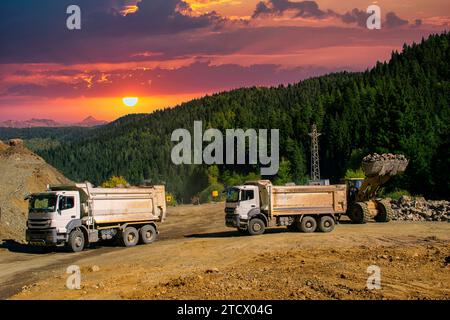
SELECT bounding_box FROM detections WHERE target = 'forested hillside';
[36,32,449,201]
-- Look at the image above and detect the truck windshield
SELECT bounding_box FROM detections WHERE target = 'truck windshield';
[29,195,58,212]
[226,188,240,203]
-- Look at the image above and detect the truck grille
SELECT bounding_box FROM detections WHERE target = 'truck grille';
[225,207,235,214]
[28,219,51,228]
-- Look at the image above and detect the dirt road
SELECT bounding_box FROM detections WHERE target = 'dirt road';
[1,202,449,300]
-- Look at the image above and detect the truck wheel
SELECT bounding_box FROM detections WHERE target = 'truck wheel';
[139,225,157,244]
[122,227,139,247]
[375,200,393,222]
[68,229,85,253]
[248,218,265,236]
[318,216,335,233]
[299,216,317,233]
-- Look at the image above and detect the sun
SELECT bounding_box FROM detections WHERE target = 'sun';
[122,97,139,107]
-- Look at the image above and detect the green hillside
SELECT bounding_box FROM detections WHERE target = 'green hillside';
[37,32,450,202]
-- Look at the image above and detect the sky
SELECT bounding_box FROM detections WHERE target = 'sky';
[0,0,449,122]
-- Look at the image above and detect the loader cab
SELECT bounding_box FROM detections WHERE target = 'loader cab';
[346,178,364,203]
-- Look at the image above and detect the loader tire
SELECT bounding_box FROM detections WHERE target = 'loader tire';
[68,229,85,253]
[350,202,371,224]
[318,215,335,233]
[375,200,394,222]
[122,227,139,247]
[299,216,317,233]
[139,225,157,244]
[248,218,265,236]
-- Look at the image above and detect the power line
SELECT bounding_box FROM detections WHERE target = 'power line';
[308,124,321,181]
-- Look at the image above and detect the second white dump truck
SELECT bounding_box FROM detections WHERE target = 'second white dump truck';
[26,182,166,252]
[225,180,347,235]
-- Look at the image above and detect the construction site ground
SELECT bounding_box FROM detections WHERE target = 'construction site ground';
[1,202,449,300]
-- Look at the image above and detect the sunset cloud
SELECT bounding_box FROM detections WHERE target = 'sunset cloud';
[0,0,448,121]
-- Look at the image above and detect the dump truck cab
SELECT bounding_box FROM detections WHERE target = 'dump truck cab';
[26,190,82,246]
[225,185,261,229]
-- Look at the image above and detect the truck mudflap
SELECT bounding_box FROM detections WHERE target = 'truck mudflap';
[26,228,63,245]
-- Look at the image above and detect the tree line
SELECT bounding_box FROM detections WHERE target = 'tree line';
[10,32,449,201]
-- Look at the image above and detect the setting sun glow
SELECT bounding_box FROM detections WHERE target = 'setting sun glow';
[122,97,139,107]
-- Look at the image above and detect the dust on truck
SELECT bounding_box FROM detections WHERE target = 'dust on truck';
[225,180,347,235]
[25,182,166,252]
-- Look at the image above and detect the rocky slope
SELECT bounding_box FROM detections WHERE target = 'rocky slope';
[0,140,71,242]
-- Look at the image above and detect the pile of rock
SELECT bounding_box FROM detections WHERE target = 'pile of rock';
[362,153,409,177]
[390,196,449,222]
[363,153,408,162]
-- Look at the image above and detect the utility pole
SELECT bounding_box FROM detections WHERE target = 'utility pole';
[308,124,321,181]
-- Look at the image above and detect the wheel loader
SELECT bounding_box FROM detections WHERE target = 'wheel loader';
[345,154,409,224]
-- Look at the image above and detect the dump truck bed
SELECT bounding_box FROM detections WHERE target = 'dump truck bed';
[50,183,166,224]
[87,186,166,224]
[270,184,347,216]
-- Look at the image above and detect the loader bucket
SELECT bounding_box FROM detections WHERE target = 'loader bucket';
[362,155,409,177]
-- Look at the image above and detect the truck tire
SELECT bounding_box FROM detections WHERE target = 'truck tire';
[375,200,394,222]
[68,229,85,253]
[139,225,157,244]
[318,215,335,233]
[248,218,265,236]
[299,216,317,233]
[350,202,370,224]
[122,227,139,247]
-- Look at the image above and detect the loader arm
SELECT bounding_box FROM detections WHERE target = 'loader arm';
[355,175,392,202]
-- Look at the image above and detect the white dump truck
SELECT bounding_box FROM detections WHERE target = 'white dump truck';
[225,180,347,235]
[25,182,166,252]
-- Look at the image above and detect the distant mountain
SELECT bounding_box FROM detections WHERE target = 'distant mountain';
[75,116,108,127]
[0,118,61,128]
[0,116,107,128]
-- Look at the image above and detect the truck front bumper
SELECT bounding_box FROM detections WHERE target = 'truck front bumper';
[26,228,59,246]
[225,214,248,228]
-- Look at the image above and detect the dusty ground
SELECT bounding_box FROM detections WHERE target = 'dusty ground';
[1,202,449,300]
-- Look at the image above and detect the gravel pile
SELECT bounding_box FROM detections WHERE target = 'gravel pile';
[390,196,449,222]
[363,153,408,162]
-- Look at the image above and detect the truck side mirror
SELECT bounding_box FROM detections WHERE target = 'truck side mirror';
[58,197,64,214]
